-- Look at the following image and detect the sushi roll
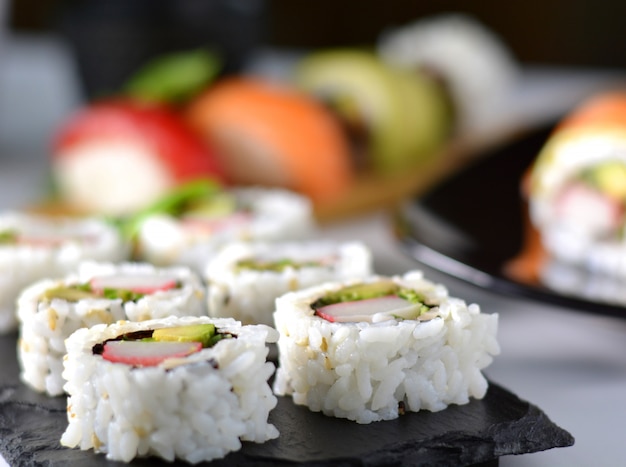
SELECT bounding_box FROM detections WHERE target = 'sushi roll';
[0,212,129,334]
[136,184,316,273]
[17,261,207,396]
[185,76,353,204]
[273,270,499,424]
[205,240,373,326]
[529,92,626,278]
[60,316,279,463]
[377,13,519,134]
[295,49,451,174]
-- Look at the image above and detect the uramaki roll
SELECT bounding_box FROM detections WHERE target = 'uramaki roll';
[0,212,129,334]
[273,270,499,424]
[60,316,279,463]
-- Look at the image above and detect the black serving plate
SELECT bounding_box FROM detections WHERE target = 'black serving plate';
[396,124,626,319]
[0,333,573,467]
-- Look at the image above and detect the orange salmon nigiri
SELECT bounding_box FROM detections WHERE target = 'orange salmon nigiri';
[185,77,353,204]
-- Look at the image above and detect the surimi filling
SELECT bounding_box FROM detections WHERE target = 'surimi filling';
[180,191,254,235]
[181,212,251,236]
[311,280,439,323]
[42,275,182,302]
[93,324,233,367]
[101,341,203,366]
[553,160,626,239]
[89,274,179,294]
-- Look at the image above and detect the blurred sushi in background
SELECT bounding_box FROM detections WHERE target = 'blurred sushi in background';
[378,13,520,136]
[0,212,129,334]
[51,98,226,216]
[46,13,521,221]
[528,92,626,278]
[293,49,453,175]
[205,240,373,326]
[130,180,316,273]
[185,76,353,204]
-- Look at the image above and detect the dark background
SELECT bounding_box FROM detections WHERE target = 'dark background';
[7,0,626,98]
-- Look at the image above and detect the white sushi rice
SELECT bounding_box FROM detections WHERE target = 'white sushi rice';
[136,187,316,273]
[205,240,373,326]
[529,128,626,277]
[273,270,500,424]
[60,315,279,464]
[0,212,129,334]
[17,261,207,396]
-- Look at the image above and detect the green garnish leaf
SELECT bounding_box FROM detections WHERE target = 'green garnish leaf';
[119,179,223,240]
[124,49,221,104]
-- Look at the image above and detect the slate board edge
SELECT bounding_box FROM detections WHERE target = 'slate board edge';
[0,380,575,467]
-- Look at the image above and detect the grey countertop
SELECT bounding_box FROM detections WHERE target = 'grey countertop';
[2,33,626,467]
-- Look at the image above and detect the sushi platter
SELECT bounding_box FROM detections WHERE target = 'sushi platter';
[396,121,626,319]
[0,99,584,467]
[0,27,594,464]
[0,200,575,466]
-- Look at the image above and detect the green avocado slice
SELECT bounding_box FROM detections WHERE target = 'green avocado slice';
[312,280,399,308]
[296,50,452,174]
[152,324,221,348]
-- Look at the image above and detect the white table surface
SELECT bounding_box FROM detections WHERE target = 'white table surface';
[2,33,626,467]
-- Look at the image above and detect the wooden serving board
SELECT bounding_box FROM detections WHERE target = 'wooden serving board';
[313,128,523,223]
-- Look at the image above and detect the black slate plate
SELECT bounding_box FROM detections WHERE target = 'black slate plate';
[396,124,626,319]
[0,333,573,466]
